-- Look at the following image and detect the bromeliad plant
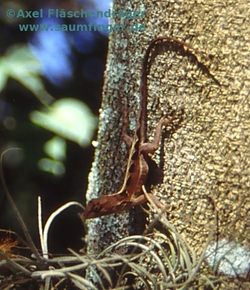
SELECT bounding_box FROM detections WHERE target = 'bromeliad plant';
[0,150,220,289]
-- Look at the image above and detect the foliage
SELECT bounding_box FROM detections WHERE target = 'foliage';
[0,44,97,177]
[0,158,222,289]
[0,45,54,106]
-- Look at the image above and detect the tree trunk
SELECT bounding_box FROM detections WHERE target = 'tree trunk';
[84,0,250,288]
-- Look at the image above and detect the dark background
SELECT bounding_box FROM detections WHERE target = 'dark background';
[0,0,108,254]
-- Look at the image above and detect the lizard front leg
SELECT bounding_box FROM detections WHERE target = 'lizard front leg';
[140,112,177,154]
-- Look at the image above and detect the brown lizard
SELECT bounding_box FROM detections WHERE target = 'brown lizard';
[82,37,192,220]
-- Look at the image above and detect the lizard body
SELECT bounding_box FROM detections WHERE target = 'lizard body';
[83,37,186,219]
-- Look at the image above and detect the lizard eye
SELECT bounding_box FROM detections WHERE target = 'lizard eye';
[88,200,100,213]
[93,205,100,212]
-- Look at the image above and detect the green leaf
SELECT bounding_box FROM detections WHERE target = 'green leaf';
[30,98,98,147]
[0,59,8,91]
[44,136,66,161]
[0,44,54,106]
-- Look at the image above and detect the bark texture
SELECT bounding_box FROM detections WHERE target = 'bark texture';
[84,0,249,288]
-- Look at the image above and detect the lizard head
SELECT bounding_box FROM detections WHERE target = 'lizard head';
[82,194,130,220]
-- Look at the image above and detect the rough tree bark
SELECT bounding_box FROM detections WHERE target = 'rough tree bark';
[84,0,249,288]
